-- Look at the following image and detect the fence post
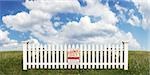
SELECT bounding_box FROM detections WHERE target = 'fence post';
[123,41,128,70]
[23,42,27,70]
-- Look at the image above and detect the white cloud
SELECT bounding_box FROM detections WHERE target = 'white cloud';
[132,0,150,29]
[23,0,81,14]
[0,30,18,48]
[58,16,140,49]
[81,0,118,25]
[2,0,141,50]
[24,0,118,25]
[2,10,52,32]
[2,12,30,31]
[2,9,57,43]
[127,14,141,26]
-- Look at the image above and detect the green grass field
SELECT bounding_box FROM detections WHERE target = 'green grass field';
[0,51,149,75]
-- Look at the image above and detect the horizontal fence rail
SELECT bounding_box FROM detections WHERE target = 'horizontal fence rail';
[23,42,128,70]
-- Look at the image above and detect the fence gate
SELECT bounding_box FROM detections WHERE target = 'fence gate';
[23,42,128,70]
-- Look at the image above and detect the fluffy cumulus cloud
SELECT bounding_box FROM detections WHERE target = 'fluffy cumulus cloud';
[2,10,53,32]
[2,0,141,49]
[23,0,81,14]
[131,0,150,29]
[81,0,118,25]
[0,30,18,49]
[2,9,57,43]
[58,16,140,49]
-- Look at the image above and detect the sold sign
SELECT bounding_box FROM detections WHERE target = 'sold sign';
[67,49,80,64]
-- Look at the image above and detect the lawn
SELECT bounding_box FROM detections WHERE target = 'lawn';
[0,51,149,75]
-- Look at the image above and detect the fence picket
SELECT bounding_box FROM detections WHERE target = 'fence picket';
[48,44,51,69]
[120,44,123,69]
[84,44,87,69]
[60,44,63,69]
[68,44,71,69]
[116,44,119,69]
[100,44,103,69]
[87,44,91,69]
[28,43,31,69]
[39,44,43,68]
[104,44,107,69]
[35,44,39,69]
[124,42,128,70]
[56,44,59,69]
[23,43,27,70]
[64,44,67,69]
[32,44,35,69]
[112,44,115,69]
[52,44,55,68]
[108,44,111,69]
[72,44,75,69]
[43,45,47,68]
[76,44,79,69]
[80,44,83,69]
[92,44,95,69]
[96,44,99,69]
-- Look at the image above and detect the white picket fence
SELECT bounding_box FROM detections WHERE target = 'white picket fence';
[23,42,128,70]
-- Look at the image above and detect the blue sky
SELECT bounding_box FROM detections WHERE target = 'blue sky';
[0,0,149,50]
